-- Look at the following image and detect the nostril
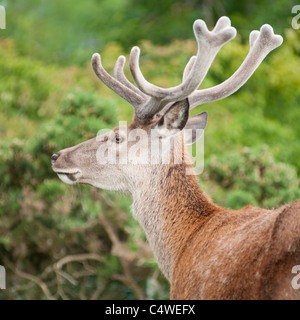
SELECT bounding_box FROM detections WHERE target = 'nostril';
[51,153,60,166]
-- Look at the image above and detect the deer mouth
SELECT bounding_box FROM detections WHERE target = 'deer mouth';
[54,170,82,184]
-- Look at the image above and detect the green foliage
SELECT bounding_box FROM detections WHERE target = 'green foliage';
[2,0,298,65]
[0,39,58,119]
[203,146,300,209]
[225,190,258,210]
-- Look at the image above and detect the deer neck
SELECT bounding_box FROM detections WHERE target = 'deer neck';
[130,162,222,280]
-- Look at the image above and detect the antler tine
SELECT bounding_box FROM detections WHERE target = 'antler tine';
[188,24,283,109]
[129,16,237,118]
[113,55,148,99]
[113,54,160,121]
[91,53,145,107]
[129,46,166,99]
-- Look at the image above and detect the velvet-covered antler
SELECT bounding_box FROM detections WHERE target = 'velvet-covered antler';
[188,24,283,109]
[91,17,282,123]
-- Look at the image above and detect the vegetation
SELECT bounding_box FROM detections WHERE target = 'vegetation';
[0,0,299,300]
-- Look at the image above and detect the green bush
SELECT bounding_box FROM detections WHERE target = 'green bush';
[3,0,297,65]
[0,39,57,119]
[203,146,300,209]
[225,190,258,210]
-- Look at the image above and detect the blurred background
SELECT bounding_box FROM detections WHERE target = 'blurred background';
[0,0,299,300]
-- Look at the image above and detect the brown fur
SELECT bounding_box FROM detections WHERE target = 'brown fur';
[158,162,300,299]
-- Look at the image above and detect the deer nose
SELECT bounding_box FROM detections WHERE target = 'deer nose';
[51,153,60,166]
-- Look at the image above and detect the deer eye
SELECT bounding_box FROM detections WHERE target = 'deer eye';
[114,135,122,143]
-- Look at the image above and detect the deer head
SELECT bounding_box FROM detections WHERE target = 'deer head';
[51,17,282,193]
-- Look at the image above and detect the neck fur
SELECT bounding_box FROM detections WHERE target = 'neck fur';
[131,159,222,280]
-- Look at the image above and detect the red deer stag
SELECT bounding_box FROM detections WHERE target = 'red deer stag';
[51,17,300,299]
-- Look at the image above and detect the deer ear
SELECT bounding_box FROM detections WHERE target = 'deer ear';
[153,98,189,138]
[183,112,208,145]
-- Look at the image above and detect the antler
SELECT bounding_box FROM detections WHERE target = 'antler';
[91,53,145,107]
[92,16,236,122]
[188,24,283,109]
[91,17,282,122]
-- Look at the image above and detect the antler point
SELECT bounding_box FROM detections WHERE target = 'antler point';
[92,53,101,62]
[193,19,207,33]
[260,24,274,35]
[131,46,140,53]
[118,55,126,62]
[216,16,231,28]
